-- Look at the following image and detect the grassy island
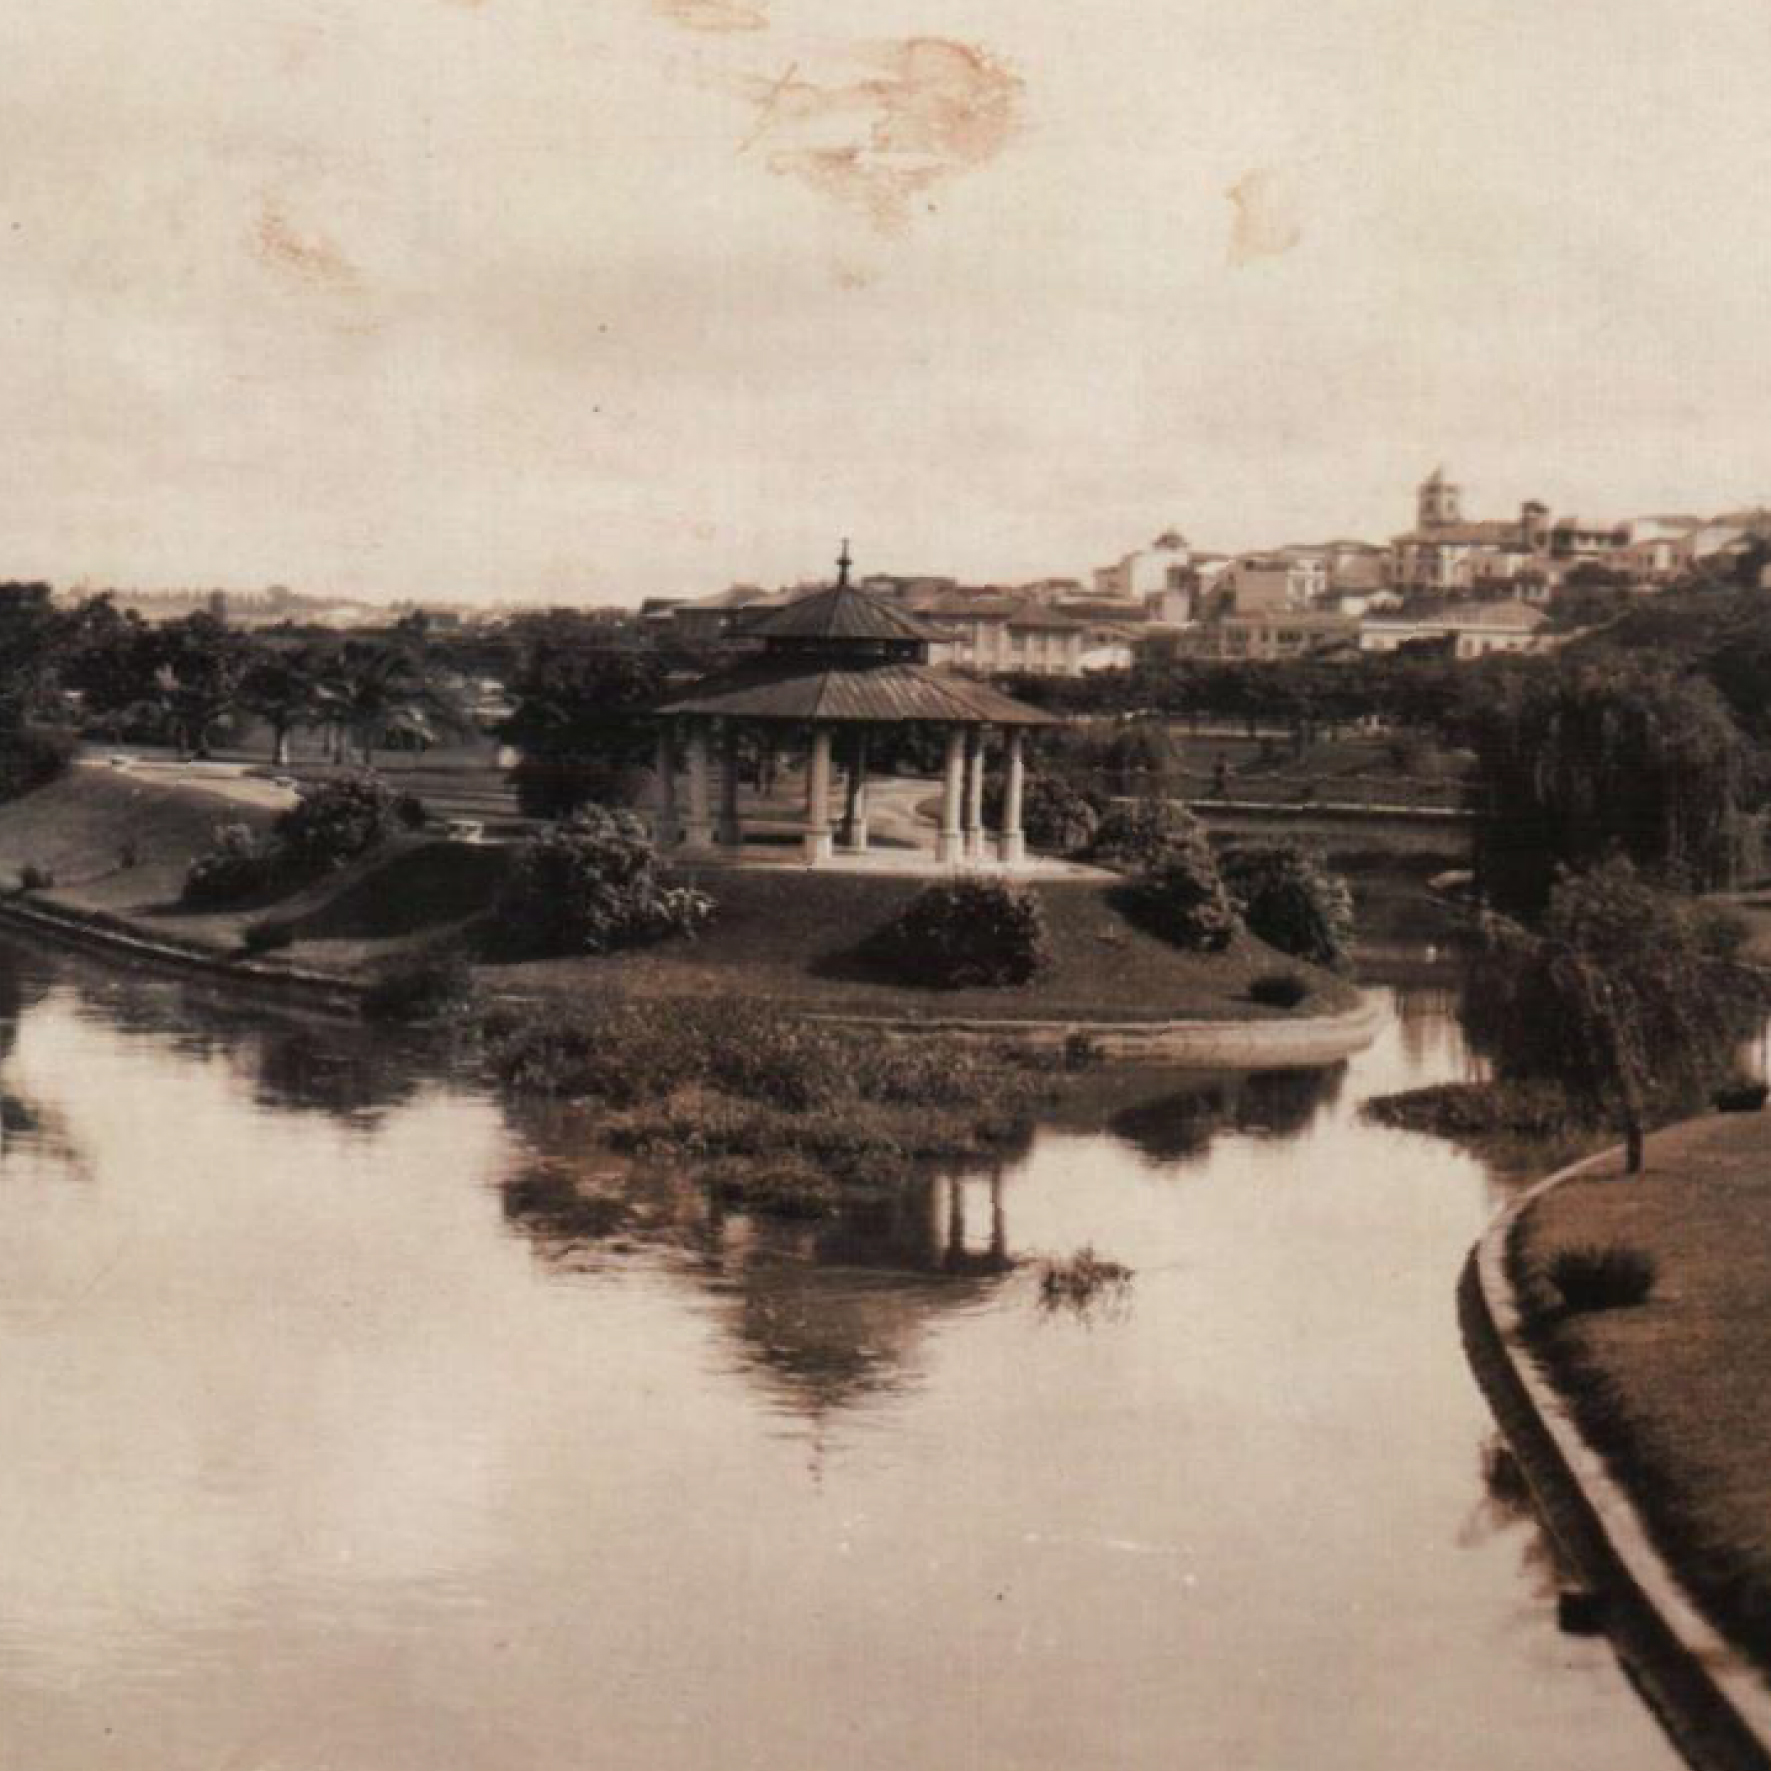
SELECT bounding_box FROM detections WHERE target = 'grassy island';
[0,768,1363,1029]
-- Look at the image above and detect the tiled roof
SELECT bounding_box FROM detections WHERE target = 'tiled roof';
[747,581,947,644]
[658,659,1057,725]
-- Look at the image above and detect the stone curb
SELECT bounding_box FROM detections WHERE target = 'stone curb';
[799,991,1386,1065]
[0,893,363,1014]
[1461,1145,1771,1771]
[0,891,1384,1065]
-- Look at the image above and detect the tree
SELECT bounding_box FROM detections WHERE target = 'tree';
[1462,859,1762,1172]
[1465,661,1752,915]
[148,613,255,757]
[241,644,329,765]
[500,648,667,819]
[321,640,465,766]
[0,583,70,722]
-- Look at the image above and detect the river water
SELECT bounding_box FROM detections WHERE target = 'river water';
[0,938,1679,1771]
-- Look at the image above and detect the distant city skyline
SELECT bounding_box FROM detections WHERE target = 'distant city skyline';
[8,1,1771,606]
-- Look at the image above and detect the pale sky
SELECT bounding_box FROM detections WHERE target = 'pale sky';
[5,0,1771,604]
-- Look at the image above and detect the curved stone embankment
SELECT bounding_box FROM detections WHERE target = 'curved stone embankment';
[1461,1150,1771,1771]
[803,990,1385,1065]
[0,886,1385,1066]
[0,891,363,1014]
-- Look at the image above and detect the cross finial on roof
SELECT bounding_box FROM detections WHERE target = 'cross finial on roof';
[836,538,852,587]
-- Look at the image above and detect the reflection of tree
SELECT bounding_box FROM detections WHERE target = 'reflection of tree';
[247,1022,423,1124]
[499,1120,1017,1420]
[0,939,85,1175]
[1106,1063,1346,1166]
[1392,983,1465,1075]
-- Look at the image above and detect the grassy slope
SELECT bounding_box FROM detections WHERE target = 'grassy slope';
[0,771,1361,1021]
[1514,1112,1771,1672]
[490,867,1361,1023]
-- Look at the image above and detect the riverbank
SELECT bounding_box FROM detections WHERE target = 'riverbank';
[1465,1114,1771,1771]
[0,772,1378,1054]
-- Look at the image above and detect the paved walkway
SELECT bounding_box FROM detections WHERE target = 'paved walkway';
[76,753,300,812]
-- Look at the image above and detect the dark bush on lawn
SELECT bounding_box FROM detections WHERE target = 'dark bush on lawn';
[361,944,479,1024]
[493,806,712,957]
[1221,841,1355,969]
[1249,971,1310,1009]
[1547,1245,1657,1313]
[0,725,76,802]
[16,861,55,892]
[183,822,282,906]
[1091,796,1199,871]
[1124,821,1241,952]
[391,791,429,831]
[985,772,1102,856]
[275,772,400,873]
[241,918,296,955]
[868,876,1051,988]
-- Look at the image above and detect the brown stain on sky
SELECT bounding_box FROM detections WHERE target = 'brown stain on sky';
[1226,168,1302,266]
[738,38,1024,235]
[653,0,769,31]
[253,201,362,293]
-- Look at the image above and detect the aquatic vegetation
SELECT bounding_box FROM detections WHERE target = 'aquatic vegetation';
[1034,1245,1134,1320]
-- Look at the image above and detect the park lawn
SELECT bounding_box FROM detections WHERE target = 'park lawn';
[0,769,1362,1023]
[486,867,1361,1023]
[0,769,503,968]
[1512,1110,1771,1674]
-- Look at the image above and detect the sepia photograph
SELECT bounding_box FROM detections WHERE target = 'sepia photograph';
[3,2,1771,1767]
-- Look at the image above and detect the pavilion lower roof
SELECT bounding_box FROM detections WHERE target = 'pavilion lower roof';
[657,659,1058,725]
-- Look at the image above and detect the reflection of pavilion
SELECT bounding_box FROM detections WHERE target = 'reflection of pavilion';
[654,546,1055,867]
[499,1134,1018,1420]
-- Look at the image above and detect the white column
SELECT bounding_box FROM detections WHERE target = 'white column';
[937,725,966,863]
[803,726,834,864]
[654,725,679,845]
[683,722,714,850]
[963,727,987,861]
[999,726,1026,865]
[717,723,743,847]
[839,729,870,852]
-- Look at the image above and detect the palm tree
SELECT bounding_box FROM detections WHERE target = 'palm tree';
[321,640,468,767]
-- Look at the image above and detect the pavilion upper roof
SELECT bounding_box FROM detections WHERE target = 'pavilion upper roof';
[746,579,949,646]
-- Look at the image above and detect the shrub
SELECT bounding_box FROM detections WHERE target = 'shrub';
[1546,1245,1656,1313]
[868,877,1052,988]
[493,806,712,957]
[361,944,480,1024]
[241,918,296,955]
[183,822,281,906]
[1249,971,1310,1009]
[391,791,429,831]
[0,725,76,802]
[1221,842,1356,969]
[17,861,55,892]
[1091,796,1198,871]
[275,773,398,874]
[986,773,1102,856]
[509,755,648,821]
[1713,1077,1769,1113]
[1124,823,1241,952]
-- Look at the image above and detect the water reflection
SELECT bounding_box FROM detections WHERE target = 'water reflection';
[0,949,1682,1771]
[499,1125,1018,1419]
[1100,1063,1347,1165]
